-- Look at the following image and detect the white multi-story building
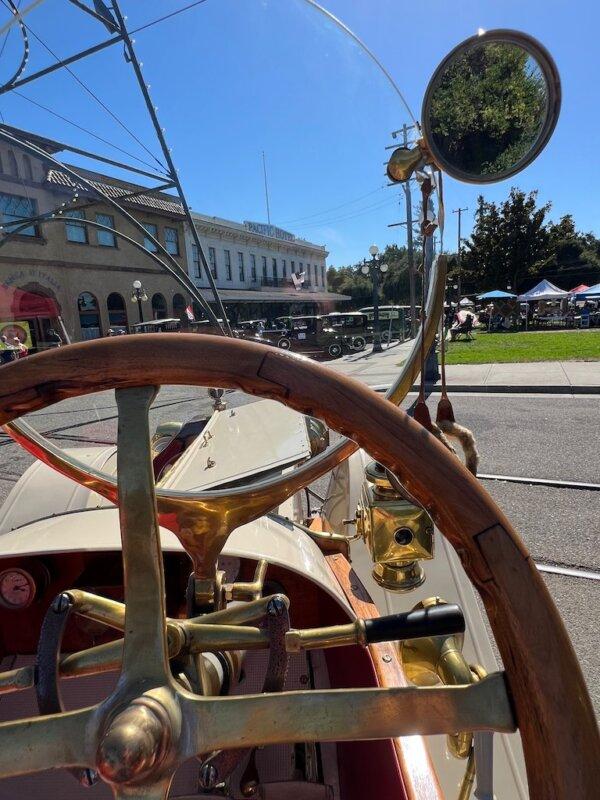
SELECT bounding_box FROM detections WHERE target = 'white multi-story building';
[184,214,348,321]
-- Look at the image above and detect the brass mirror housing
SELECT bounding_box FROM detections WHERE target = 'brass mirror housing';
[356,461,434,592]
[421,29,561,184]
[386,140,430,183]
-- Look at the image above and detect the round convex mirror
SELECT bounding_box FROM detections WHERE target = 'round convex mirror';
[421,29,561,183]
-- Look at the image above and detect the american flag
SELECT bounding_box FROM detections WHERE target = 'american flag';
[185,305,195,321]
[291,271,305,291]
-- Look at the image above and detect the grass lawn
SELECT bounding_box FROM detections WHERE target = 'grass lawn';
[445,330,600,364]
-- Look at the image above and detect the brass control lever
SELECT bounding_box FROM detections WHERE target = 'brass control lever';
[286,604,464,653]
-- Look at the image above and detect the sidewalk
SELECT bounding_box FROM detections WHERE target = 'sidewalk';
[330,341,600,393]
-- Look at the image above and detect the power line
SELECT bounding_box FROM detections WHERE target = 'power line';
[11,89,168,173]
[13,11,167,171]
[295,196,397,230]
[282,185,387,225]
[128,1,209,36]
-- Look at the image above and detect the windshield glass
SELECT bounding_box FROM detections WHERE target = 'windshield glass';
[0,0,422,501]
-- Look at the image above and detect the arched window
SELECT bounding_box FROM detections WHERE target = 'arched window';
[152,292,168,320]
[6,150,18,178]
[173,293,186,320]
[107,292,127,329]
[78,292,102,340]
[22,155,33,181]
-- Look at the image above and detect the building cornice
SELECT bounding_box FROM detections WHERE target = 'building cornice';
[190,218,328,258]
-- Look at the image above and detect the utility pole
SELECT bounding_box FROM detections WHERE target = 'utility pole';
[387,123,418,337]
[453,207,468,300]
[401,124,417,337]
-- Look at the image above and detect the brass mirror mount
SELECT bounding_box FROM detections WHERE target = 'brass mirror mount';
[386,137,434,183]
[399,597,488,760]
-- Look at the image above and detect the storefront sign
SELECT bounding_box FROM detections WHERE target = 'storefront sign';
[244,221,295,242]
[0,320,32,348]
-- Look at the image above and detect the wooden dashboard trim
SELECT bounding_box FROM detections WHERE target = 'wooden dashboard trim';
[325,551,443,800]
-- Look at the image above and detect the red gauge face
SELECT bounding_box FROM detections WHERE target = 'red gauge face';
[0,568,36,609]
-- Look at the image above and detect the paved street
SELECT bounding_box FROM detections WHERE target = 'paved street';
[0,366,598,711]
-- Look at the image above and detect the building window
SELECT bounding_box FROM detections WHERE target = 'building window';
[107,292,127,328]
[0,192,38,236]
[6,150,18,178]
[238,251,245,282]
[65,209,87,243]
[272,257,277,280]
[321,265,326,286]
[164,226,180,256]
[282,259,287,278]
[152,293,168,319]
[250,254,257,281]
[173,293,186,320]
[208,246,217,279]
[224,249,232,281]
[191,244,201,277]
[78,292,101,339]
[22,155,33,181]
[96,213,116,247]
[143,222,158,252]
[261,256,267,279]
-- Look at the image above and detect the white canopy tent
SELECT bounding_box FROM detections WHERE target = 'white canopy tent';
[517,279,568,302]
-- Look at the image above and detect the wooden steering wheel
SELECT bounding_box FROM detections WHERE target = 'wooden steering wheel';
[0,334,597,799]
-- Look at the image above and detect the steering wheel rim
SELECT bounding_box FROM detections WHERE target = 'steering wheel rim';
[0,334,598,799]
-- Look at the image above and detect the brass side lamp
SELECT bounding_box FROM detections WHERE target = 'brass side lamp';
[355,461,434,592]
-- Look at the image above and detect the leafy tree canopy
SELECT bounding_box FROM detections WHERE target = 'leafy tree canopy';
[428,43,547,177]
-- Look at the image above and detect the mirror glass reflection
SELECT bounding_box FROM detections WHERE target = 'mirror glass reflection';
[425,41,550,180]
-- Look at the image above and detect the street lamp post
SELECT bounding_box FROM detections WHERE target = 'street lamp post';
[131,279,148,323]
[361,245,388,353]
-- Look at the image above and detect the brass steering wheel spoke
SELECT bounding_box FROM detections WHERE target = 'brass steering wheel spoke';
[114,386,170,690]
[177,672,515,759]
[0,706,97,778]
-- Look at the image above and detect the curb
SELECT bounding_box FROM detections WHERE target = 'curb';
[370,383,600,395]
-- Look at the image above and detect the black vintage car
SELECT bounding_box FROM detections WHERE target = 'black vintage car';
[256,315,345,358]
[323,312,370,351]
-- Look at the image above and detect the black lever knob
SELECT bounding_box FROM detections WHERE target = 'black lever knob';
[363,603,464,645]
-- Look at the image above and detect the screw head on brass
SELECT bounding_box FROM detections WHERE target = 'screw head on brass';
[266,596,287,617]
[199,762,218,790]
[51,592,71,614]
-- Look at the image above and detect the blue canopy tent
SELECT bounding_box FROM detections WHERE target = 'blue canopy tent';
[477,290,518,300]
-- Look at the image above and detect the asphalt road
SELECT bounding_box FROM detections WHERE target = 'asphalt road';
[0,387,598,710]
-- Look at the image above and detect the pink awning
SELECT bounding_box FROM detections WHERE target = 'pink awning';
[569,284,589,294]
[0,284,59,319]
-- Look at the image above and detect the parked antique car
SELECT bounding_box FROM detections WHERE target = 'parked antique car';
[0,5,597,800]
[359,305,414,342]
[257,315,345,358]
[324,312,370,351]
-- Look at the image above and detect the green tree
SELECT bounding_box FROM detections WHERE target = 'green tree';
[428,42,546,177]
[538,215,600,286]
[459,188,550,292]
[327,244,422,308]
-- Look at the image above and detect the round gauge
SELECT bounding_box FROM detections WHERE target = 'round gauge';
[0,568,36,610]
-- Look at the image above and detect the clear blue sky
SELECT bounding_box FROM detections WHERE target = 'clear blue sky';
[1,0,598,270]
